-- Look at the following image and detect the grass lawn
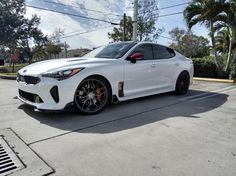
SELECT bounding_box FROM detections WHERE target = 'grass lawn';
[0,63,29,74]
[0,72,17,76]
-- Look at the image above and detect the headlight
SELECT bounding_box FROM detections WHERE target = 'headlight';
[42,68,84,80]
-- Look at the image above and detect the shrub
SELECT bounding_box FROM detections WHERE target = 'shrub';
[0,67,9,73]
[192,56,218,78]
[229,63,236,80]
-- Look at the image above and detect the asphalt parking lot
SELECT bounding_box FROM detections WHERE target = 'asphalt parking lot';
[0,79,236,176]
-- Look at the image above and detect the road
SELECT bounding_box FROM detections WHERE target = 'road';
[0,79,236,176]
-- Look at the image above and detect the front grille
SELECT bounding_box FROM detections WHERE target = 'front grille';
[17,74,40,85]
[0,137,24,175]
[19,90,43,103]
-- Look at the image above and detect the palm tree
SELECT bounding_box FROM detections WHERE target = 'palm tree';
[215,29,230,54]
[184,0,236,75]
[224,0,236,72]
[212,0,236,72]
[184,0,227,74]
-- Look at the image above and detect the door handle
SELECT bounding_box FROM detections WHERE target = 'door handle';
[151,64,156,68]
[175,63,180,66]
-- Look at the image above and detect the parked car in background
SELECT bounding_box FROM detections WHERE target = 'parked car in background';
[0,58,4,66]
[17,42,193,114]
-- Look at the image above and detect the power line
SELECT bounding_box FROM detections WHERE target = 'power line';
[26,5,120,25]
[138,2,189,15]
[61,26,113,39]
[146,11,183,19]
[159,2,189,10]
[159,11,183,18]
[37,0,123,17]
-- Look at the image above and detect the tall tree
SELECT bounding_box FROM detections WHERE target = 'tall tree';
[217,0,236,72]
[169,28,210,58]
[108,0,163,42]
[45,28,67,59]
[45,43,62,59]
[137,0,162,41]
[50,28,65,44]
[184,0,224,72]
[0,0,47,62]
[18,15,47,62]
[215,29,230,54]
[0,0,25,47]
[108,16,133,41]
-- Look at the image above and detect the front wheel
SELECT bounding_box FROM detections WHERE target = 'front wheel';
[175,72,190,95]
[74,77,111,114]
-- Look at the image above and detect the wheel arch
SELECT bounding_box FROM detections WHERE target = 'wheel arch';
[175,70,190,85]
[80,74,113,102]
[175,70,190,95]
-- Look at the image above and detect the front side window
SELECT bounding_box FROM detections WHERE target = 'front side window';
[130,44,153,60]
[153,45,175,59]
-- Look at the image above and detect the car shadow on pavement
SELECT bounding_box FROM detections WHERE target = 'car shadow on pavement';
[18,90,228,134]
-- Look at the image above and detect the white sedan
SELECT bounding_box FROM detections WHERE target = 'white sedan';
[17,42,193,114]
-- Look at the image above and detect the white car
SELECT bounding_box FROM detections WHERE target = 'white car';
[17,42,193,114]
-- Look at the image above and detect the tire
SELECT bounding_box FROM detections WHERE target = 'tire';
[175,71,190,95]
[74,76,111,114]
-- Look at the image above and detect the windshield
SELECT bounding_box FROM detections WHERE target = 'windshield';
[83,42,136,59]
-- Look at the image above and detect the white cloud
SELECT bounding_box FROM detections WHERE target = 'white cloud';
[25,7,84,36]
[25,0,124,49]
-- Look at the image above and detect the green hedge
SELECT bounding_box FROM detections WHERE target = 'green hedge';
[230,63,236,80]
[192,56,219,78]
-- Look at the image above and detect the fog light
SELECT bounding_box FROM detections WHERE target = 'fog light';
[35,95,43,103]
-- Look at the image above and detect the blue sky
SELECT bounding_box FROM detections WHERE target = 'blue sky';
[25,0,210,49]
[156,0,209,45]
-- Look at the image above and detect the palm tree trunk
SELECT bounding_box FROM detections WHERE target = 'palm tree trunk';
[210,20,223,77]
[225,29,233,73]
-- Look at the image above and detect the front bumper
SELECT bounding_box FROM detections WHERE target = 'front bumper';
[17,76,80,110]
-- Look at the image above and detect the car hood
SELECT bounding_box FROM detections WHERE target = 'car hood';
[18,57,115,76]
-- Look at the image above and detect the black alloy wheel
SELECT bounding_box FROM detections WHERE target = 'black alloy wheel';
[74,77,110,114]
[175,72,190,95]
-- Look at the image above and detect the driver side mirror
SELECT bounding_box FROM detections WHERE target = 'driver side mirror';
[128,53,144,63]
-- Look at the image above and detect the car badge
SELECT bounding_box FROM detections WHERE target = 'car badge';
[23,69,27,73]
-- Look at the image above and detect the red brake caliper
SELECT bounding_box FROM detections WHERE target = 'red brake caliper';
[95,88,102,101]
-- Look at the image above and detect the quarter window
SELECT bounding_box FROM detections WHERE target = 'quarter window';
[153,45,175,59]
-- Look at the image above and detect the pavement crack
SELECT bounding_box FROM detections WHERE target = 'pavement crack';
[9,128,56,175]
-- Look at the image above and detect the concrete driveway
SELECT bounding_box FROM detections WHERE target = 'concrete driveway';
[0,79,236,176]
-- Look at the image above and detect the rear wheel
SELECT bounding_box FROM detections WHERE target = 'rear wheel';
[175,71,190,95]
[74,77,111,114]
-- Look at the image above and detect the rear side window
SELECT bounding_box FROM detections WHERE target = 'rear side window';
[131,44,153,60]
[153,45,175,59]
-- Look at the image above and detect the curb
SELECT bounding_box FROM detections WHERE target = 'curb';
[193,77,235,83]
[0,74,16,80]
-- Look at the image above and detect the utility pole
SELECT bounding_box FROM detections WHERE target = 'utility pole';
[64,41,68,58]
[123,13,126,41]
[133,0,138,42]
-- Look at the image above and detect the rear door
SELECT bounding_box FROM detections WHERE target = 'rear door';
[152,44,179,90]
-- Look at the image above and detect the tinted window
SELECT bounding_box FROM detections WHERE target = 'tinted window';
[153,45,175,59]
[131,44,153,60]
[94,42,136,59]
